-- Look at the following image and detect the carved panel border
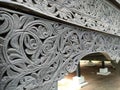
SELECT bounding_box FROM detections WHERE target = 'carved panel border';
[0,0,120,36]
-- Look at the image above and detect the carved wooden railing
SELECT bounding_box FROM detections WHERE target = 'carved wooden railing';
[0,0,120,90]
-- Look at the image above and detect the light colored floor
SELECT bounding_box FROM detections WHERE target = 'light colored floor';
[58,78,81,90]
[58,61,120,90]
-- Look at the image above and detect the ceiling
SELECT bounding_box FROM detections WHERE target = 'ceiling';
[108,0,120,9]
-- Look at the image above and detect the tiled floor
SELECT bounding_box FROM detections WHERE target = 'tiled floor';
[58,61,120,90]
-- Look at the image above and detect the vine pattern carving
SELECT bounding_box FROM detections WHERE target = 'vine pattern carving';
[2,0,120,36]
[0,8,120,90]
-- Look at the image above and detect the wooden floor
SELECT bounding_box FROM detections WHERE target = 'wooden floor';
[58,61,120,90]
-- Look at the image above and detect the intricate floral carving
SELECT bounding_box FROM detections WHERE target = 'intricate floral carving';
[0,8,120,90]
[2,0,120,36]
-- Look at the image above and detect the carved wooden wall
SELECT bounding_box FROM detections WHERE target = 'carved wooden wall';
[0,0,120,90]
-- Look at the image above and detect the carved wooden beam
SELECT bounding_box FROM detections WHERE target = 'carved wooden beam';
[0,0,120,36]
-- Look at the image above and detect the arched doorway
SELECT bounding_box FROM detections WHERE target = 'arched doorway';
[58,52,113,90]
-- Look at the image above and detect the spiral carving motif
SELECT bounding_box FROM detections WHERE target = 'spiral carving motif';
[0,8,120,90]
[4,0,120,36]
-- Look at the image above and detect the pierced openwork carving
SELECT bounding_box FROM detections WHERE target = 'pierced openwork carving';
[0,8,120,90]
[3,0,120,36]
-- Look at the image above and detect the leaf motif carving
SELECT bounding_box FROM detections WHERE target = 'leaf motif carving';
[1,8,120,90]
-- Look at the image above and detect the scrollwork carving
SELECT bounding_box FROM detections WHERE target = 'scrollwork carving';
[0,8,120,90]
[3,0,120,36]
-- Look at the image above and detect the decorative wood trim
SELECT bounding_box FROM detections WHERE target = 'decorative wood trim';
[0,0,120,36]
[0,7,120,90]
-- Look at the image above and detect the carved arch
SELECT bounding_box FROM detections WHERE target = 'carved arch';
[0,7,120,90]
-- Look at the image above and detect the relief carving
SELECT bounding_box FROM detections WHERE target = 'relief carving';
[2,0,120,36]
[0,8,120,90]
